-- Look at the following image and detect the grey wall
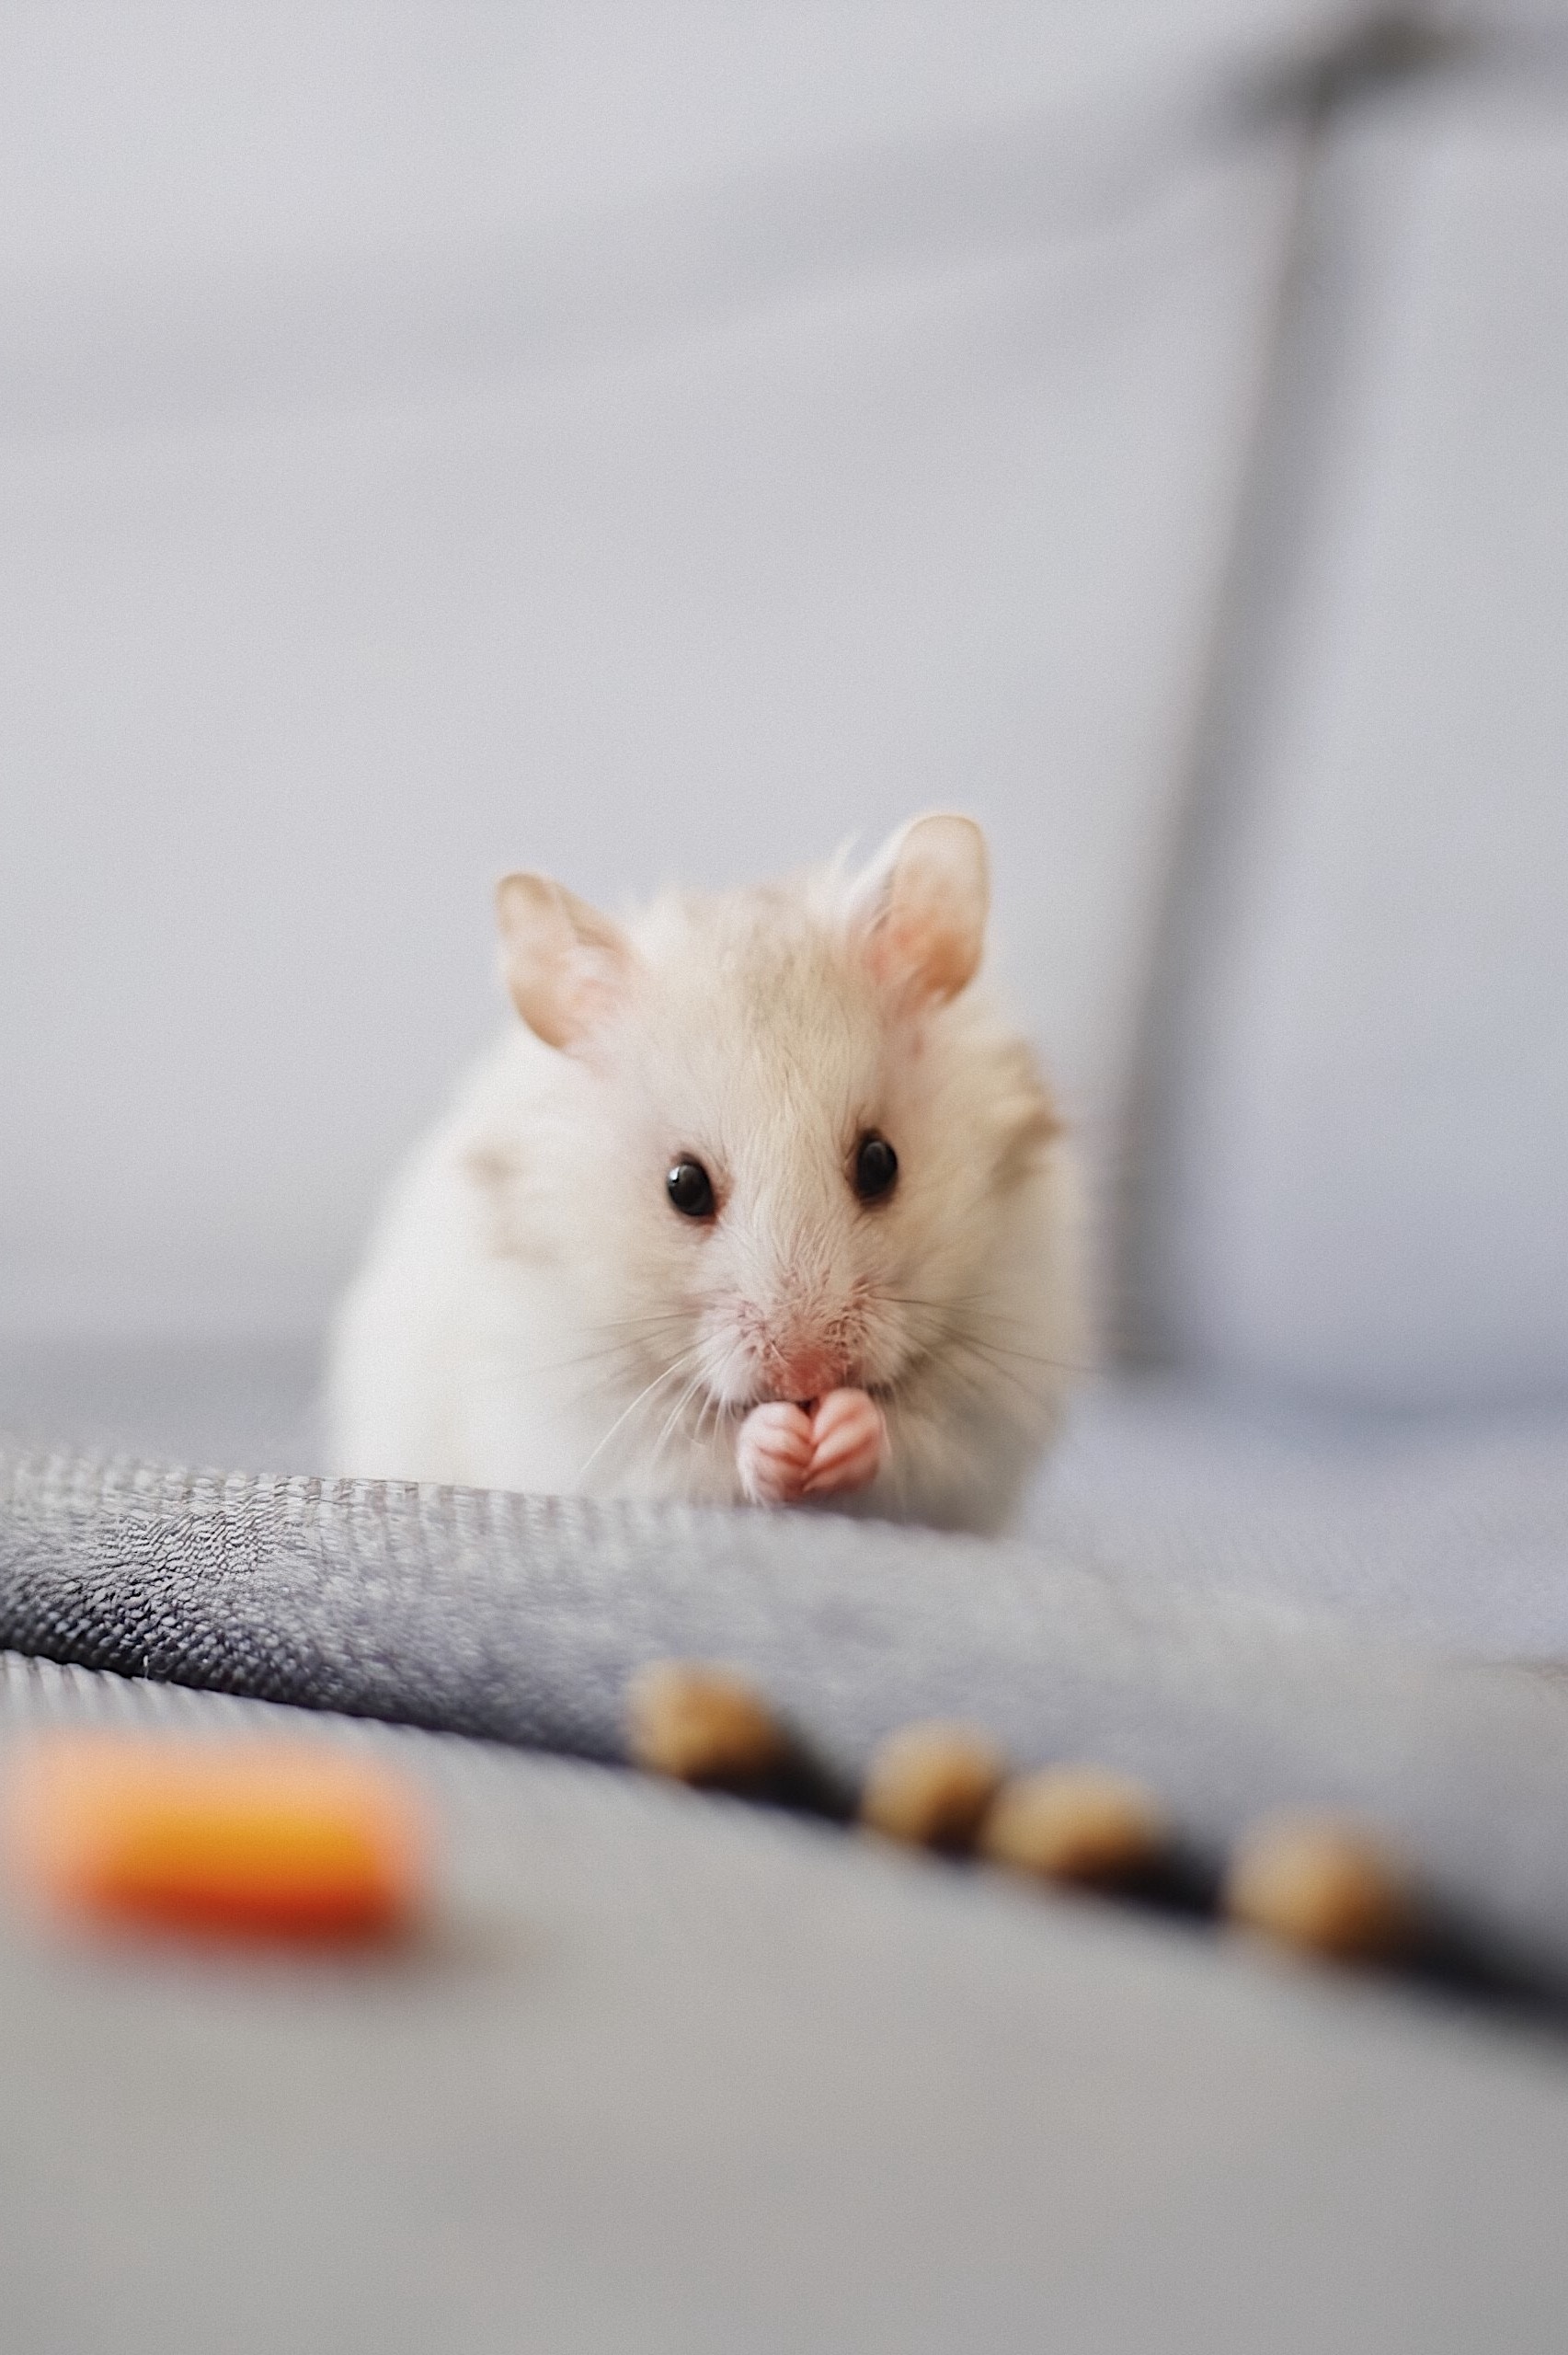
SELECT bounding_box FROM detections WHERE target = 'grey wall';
[0,2,1319,1344]
[17,4,1562,1418]
[1147,65,1568,1410]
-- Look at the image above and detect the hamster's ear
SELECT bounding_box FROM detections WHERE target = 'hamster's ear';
[853,813,989,1005]
[495,873,635,1052]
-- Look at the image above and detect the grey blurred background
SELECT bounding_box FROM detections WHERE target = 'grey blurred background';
[0,2,1299,1341]
[2,3,1566,1625]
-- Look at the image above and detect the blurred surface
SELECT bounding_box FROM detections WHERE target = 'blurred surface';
[3,1650,1568,2354]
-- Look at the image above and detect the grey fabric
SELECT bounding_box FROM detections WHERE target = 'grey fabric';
[7,1338,1567,1660]
[1033,1373,1568,1659]
[6,1439,1568,1997]
[5,1649,1568,2355]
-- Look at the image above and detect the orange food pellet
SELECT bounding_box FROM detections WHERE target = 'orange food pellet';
[3,1733,428,1942]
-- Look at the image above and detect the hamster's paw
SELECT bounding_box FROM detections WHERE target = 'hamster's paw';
[803,1388,888,1499]
[738,1401,816,1506]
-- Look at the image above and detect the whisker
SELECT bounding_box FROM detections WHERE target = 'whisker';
[584,1314,693,1338]
[524,1309,699,1384]
[525,1338,666,1379]
[888,1305,1091,1384]
[883,1293,1093,1375]
[940,1336,1065,1410]
[644,1359,715,1479]
[572,1345,703,1487]
[690,1369,721,1460]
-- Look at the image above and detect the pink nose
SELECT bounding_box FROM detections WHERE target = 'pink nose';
[770,1347,843,1405]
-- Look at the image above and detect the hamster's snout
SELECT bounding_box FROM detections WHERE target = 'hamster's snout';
[713,1276,884,1412]
[763,1345,849,1409]
[723,1304,864,1409]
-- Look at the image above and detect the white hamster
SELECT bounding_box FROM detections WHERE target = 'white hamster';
[327,814,1081,1534]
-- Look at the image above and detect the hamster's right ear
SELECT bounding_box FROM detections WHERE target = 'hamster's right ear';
[495,873,635,1052]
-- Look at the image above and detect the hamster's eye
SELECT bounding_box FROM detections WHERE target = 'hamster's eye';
[667,1158,716,1221]
[853,1132,898,1204]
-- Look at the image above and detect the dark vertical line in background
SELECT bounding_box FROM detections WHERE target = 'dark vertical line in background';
[1109,14,1472,1368]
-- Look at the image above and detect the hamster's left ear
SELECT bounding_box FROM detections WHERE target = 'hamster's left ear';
[495,872,635,1052]
[852,813,990,1005]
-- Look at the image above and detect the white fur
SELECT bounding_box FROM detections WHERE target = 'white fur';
[328,821,1082,1534]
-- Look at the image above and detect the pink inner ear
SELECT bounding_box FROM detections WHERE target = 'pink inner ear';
[855,816,987,1006]
[866,900,974,1005]
[560,944,629,1046]
[498,873,635,1054]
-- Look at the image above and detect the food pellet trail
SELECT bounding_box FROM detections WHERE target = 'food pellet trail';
[980,1764,1169,1888]
[2,1733,428,1944]
[860,1721,1005,1852]
[1224,1813,1417,1963]
[625,1660,793,1793]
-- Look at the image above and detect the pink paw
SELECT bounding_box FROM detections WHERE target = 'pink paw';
[738,1401,815,1506]
[737,1390,888,1507]
[802,1388,888,1499]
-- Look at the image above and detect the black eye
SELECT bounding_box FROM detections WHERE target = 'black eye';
[853,1132,898,1203]
[667,1158,715,1220]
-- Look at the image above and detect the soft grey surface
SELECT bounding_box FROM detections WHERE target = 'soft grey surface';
[1149,72,1568,1409]
[7,1436,1568,1990]
[5,1650,1568,2355]
[1037,1373,1568,1659]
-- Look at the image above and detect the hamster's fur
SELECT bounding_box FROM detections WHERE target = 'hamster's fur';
[328,815,1081,1534]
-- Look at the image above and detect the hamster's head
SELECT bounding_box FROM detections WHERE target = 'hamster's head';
[493,815,1059,1450]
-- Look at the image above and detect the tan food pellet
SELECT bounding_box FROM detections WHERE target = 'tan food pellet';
[1224,1813,1416,1963]
[859,1721,1006,1851]
[625,1660,791,1790]
[980,1764,1169,1887]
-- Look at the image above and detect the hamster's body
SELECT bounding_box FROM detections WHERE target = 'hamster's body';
[328,819,1081,1534]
